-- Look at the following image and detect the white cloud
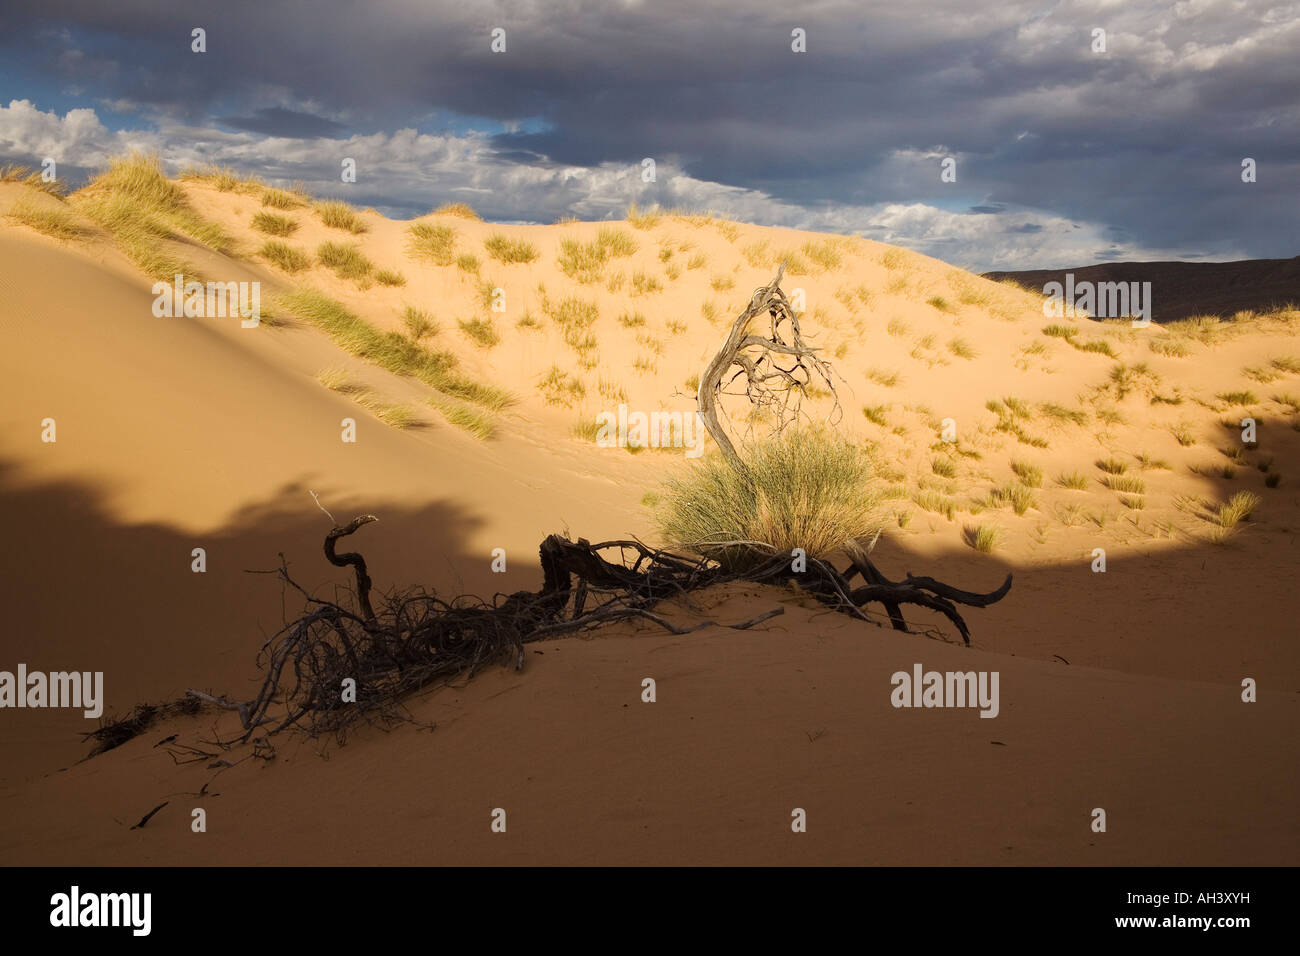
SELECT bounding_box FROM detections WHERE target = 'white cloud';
[0,100,1242,271]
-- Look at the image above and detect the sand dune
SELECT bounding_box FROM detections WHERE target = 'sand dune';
[0,167,1296,864]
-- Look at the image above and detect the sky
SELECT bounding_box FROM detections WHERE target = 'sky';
[0,0,1296,272]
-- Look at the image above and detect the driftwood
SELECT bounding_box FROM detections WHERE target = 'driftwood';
[85,513,1009,754]
[247,518,1006,741]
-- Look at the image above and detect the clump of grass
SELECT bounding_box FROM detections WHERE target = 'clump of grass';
[374,268,405,287]
[316,200,367,233]
[261,188,302,210]
[428,395,495,438]
[516,311,542,330]
[316,366,365,394]
[1243,365,1281,384]
[317,241,374,280]
[5,197,91,241]
[1272,355,1300,374]
[1073,338,1118,357]
[402,306,438,341]
[406,222,456,265]
[1104,474,1146,494]
[867,368,901,387]
[277,288,510,410]
[558,227,637,283]
[258,240,312,273]
[710,275,735,292]
[1171,421,1197,446]
[432,202,481,220]
[963,524,1002,553]
[667,319,687,335]
[1010,460,1043,487]
[657,428,888,566]
[354,393,421,428]
[1217,390,1258,406]
[1136,451,1171,470]
[458,317,499,349]
[1165,314,1230,346]
[1,163,67,197]
[1038,403,1088,426]
[456,253,480,273]
[1148,337,1190,357]
[618,311,647,328]
[948,337,977,359]
[543,295,600,353]
[538,365,586,407]
[1096,456,1127,475]
[802,239,844,271]
[631,270,662,296]
[991,483,1036,516]
[742,240,771,268]
[880,248,907,270]
[1055,470,1090,490]
[931,456,957,478]
[483,233,539,264]
[251,210,297,236]
[928,296,955,313]
[600,376,629,402]
[862,404,889,427]
[1042,324,1077,339]
[1213,491,1260,528]
[626,202,661,229]
[687,252,707,270]
[912,488,958,521]
[886,318,909,337]
[73,152,233,275]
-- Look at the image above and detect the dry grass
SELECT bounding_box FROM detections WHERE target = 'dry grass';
[483,233,539,264]
[1055,470,1090,490]
[251,210,298,236]
[458,317,499,349]
[658,428,888,562]
[258,240,312,273]
[406,222,456,265]
[626,202,661,230]
[277,287,510,411]
[402,306,439,341]
[261,188,303,210]
[428,395,495,438]
[1,163,67,197]
[316,200,368,233]
[963,523,1002,553]
[72,152,233,278]
[5,196,90,241]
[431,202,481,220]
[317,241,374,280]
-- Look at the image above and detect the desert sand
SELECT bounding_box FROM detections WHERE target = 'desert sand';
[0,165,1296,864]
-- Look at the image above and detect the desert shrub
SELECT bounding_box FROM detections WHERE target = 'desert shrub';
[658,428,886,566]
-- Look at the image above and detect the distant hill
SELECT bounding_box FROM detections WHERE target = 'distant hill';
[983,256,1300,323]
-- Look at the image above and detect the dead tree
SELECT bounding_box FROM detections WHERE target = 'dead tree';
[692,266,1012,638]
[696,263,840,471]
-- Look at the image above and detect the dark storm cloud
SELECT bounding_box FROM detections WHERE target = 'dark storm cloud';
[2,0,1297,267]
[216,107,347,138]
